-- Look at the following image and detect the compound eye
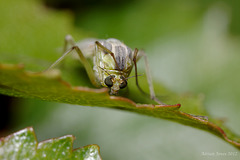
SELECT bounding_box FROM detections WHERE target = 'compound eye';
[120,80,127,89]
[104,76,114,87]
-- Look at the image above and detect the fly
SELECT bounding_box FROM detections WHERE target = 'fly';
[45,35,162,104]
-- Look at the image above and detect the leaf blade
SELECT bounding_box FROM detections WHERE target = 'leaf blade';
[0,127,102,160]
[0,63,239,149]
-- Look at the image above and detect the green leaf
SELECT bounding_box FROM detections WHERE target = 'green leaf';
[0,63,240,150]
[0,0,240,152]
[0,127,101,160]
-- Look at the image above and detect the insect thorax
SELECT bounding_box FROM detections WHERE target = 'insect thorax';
[93,38,134,87]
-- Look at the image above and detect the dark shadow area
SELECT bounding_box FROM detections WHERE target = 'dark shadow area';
[44,0,136,11]
[0,94,17,132]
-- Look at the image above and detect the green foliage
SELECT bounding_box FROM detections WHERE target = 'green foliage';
[0,127,101,160]
[0,0,240,159]
[0,63,240,149]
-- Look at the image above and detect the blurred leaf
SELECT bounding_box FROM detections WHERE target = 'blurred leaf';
[0,127,101,160]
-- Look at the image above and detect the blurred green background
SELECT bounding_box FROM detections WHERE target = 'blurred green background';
[1,0,240,159]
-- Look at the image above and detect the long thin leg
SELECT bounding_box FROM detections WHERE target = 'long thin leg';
[44,35,76,71]
[44,35,100,87]
[63,34,76,53]
[44,47,74,72]
[72,46,100,87]
[133,49,146,95]
[133,49,163,104]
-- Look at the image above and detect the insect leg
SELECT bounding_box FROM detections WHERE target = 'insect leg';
[44,35,76,71]
[133,48,145,94]
[44,35,99,87]
[44,48,74,72]
[63,34,76,52]
[133,49,164,104]
[71,46,100,87]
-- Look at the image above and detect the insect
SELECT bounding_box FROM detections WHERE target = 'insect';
[46,35,162,104]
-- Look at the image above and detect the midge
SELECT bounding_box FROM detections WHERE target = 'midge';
[46,35,162,104]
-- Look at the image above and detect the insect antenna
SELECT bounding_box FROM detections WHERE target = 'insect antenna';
[125,74,143,80]
[95,41,120,70]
